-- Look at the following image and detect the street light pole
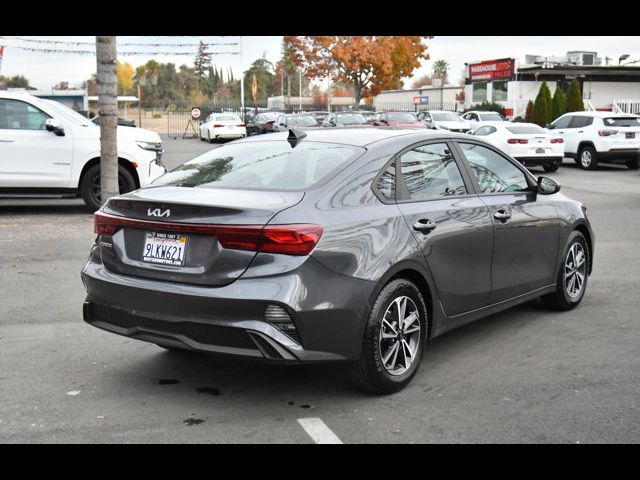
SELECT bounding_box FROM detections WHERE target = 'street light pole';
[299,69,303,112]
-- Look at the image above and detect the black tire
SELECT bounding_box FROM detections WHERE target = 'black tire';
[543,163,560,172]
[578,145,598,170]
[349,279,428,394]
[79,164,136,211]
[207,131,215,143]
[541,231,589,311]
[626,158,639,170]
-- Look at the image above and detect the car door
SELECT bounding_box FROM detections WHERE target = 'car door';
[394,140,494,317]
[453,141,561,303]
[0,98,74,188]
[549,114,577,154]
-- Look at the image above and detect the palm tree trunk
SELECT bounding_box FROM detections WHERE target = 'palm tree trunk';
[96,36,119,205]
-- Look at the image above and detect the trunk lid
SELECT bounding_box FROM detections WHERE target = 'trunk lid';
[98,186,304,286]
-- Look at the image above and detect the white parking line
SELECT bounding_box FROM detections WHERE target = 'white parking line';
[297,418,343,444]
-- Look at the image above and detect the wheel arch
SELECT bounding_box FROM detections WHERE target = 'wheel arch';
[573,221,594,275]
[78,157,141,190]
[577,141,596,154]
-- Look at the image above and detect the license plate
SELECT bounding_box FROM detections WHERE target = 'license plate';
[142,232,188,266]
[536,148,546,154]
[626,132,635,139]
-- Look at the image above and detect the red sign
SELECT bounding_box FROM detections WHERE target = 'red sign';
[469,58,515,82]
[191,108,201,119]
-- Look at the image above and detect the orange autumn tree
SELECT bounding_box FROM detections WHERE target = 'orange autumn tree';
[285,36,431,106]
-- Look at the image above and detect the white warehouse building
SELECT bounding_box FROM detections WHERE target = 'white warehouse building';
[464,52,640,118]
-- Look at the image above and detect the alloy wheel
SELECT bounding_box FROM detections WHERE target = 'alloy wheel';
[378,296,421,376]
[580,150,592,168]
[565,243,587,299]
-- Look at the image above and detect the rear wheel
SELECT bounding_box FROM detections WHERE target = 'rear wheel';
[626,158,639,170]
[80,164,136,211]
[349,279,427,394]
[578,146,598,170]
[541,231,589,311]
[543,163,560,172]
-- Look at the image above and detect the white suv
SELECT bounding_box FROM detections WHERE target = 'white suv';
[547,111,640,170]
[0,91,166,209]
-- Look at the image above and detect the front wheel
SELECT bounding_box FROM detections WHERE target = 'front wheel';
[541,231,589,311]
[79,164,136,211]
[626,158,639,170]
[349,279,428,394]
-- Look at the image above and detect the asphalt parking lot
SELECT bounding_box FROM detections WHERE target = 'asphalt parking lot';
[1,135,639,443]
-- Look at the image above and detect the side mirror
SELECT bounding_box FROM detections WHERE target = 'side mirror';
[45,118,65,136]
[537,176,561,195]
[545,123,554,129]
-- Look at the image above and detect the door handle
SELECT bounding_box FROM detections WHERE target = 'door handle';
[412,219,436,233]
[493,210,512,222]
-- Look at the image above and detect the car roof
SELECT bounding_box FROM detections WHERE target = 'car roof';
[466,110,502,115]
[563,111,640,118]
[236,126,463,147]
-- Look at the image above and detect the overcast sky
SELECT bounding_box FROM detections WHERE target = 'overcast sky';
[1,36,640,90]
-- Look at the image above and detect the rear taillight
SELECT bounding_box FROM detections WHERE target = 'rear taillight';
[598,129,619,136]
[550,138,564,144]
[212,123,224,128]
[94,212,323,256]
[507,138,528,144]
[237,123,246,127]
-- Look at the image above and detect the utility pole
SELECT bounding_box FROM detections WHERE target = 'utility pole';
[299,69,303,112]
[95,36,119,206]
[239,36,245,122]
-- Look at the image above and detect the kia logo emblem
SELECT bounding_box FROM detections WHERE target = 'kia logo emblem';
[147,208,170,218]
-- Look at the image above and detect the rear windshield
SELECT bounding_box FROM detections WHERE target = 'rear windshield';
[506,125,546,134]
[603,117,640,127]
[336,113,367,124]
[387,112,418,122]
[479,112,503,121]
[288,115,318,126]
[213,115,240,122]
[153,141,363,190]
[431,112,461,122]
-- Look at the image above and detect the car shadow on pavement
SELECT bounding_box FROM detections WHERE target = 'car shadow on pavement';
[0,201,91,215]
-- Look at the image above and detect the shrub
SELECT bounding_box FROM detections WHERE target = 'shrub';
[153,112,162,119]
[524,100,535,123]
[533,82,552,126]
[468,101,505,116]
[512,115,525,123]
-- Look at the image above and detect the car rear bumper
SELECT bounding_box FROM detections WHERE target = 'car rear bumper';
[513,156,563,166]
[598,148,640,162]
[81,254,373,363]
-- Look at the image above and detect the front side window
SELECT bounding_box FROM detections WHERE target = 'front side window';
[0,99,50,130]
[458,143,529,194]
[399,143,467,201]
[552,115,573,129]
[154,141,363,191]
[472,82,487,103]
[492,81,508,102]
[473,126,495,136]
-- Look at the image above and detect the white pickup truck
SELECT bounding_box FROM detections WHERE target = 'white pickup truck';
[0,91,166,210]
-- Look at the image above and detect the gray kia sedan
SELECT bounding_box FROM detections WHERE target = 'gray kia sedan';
[81,128,594,393]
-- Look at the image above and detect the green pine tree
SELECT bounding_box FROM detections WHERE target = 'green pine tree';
[566,79,584,113]
[533,82,553,126]
[551,87,567,121]
[194,41,211,80]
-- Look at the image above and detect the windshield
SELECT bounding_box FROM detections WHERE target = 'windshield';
[336,113,367,124]
[43,99,91,126]
[479,112,503,121]
[603,117,640,127]
[212,115,240,122]
[387,112,418,122]
[431,112,462,122]
[506,125,546,134]
[153,141,363,190]
[288,116,318,126]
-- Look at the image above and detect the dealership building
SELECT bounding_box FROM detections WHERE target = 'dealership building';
[463,52,640,118]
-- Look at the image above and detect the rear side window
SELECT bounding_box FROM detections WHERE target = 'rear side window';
[569,116,593,128]
[0,99,50,130]
[399,143,467,201]
[603,117,640,127]
[153,141,363,191]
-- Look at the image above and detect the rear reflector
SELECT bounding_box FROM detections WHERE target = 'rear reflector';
[94,212,323,256]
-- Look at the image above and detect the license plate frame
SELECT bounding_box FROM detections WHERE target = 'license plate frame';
[626,132,635,139]
[535,147,546,154]
[142,232,188,267]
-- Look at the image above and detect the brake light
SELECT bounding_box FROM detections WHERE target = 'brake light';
[598,129,619,136]
[212,123,224,127]
[550,138,564,144]
[507,138,528,144]
[93,212,323,256]
[237,123,246,127]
